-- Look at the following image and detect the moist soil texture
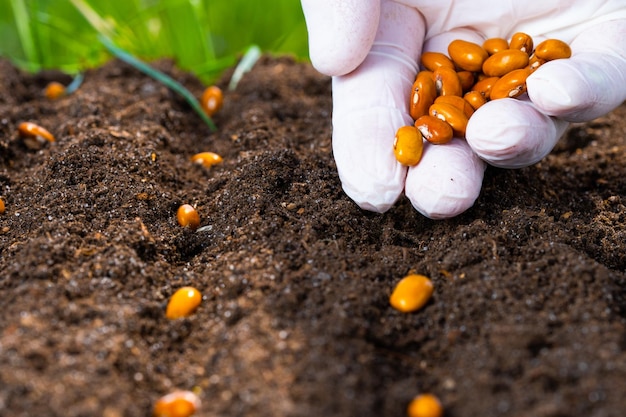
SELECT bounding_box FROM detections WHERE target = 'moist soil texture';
[1,56,626,417]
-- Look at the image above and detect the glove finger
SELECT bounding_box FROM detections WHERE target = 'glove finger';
[405,138,486,219]
[465,98,569,169]
[333,103,411,213]
[527,19,626,122]
[332,2,424,213]
[301,0,380,76]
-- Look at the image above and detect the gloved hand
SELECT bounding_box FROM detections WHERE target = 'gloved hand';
[300,0,626,218]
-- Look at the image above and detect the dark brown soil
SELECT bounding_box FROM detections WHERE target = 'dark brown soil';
[1,56,625,417]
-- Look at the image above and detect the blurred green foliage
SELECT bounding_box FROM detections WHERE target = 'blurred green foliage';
[0,0,309,83]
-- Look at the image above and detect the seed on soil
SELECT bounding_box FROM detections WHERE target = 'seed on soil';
[393,126,424,166]
[177,204,200,230]
[153,390,201,417]
[190,152,223,168]
[17,122,55,150]
[0,198,4,214]
[166,287,202,319]
[44,82,66,99]
[200,86,223,117]
[389,274,434,313]
[407,393,443,417]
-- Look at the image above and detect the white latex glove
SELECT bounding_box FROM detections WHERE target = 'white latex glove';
[301,0,626,218]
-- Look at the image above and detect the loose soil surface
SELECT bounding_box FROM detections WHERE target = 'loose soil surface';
[1,56,626,417]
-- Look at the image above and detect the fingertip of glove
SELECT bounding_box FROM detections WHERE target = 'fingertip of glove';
[527,61,584,117]
[405,140,485,219]
[466,99,569,168]
[340,170,405,214]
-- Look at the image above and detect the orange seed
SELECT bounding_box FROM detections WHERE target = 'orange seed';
[17,122,55,149]
[534,39,572,61]
[409,71,437,120]
[153,390,201,417]
[420,52,455,72]
[190,152,223,168]
[447,39,488,72]
[44,82,66,99]
[429,102,468,137]
[414,115,453,145]
[177,204,200,230]
[483,37,509,55]
[0,198,4,214]
[509,32,534,55]
[432,67,463,97]
[200,86,223,117]
[490,68,531,100]
[407,394,443,417]
[434,95,474,119]
[389,274,434,313]
[456,71,475,92]
[393,126,424,166]
[166,287,202,319]
[482,49,529,77]
[463,91,487,110]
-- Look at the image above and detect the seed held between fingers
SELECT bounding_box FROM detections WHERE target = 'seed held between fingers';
[528,54,547,72]
[509,32,534,55]
[483,37,509,55]
[432,67,463,97]
[410,71,437,120]
[456,71,476,92]
[420,52,455,72]
[434,95,474,119]
[415,115,453,145]
[389,274,434,313]
[166,287,202,319]
[490,68,531,100]
[394,126,424,166]
[447,39,488,72]
[429,102,468,137]
[153,390,201,417]
[463,91,487,110]
[534,39,572,61]
[177,204,200,230]
[482,49,529,77]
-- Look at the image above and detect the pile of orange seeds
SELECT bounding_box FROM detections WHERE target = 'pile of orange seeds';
[394,32,572,166]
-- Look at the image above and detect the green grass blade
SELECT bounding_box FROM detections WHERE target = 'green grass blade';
[228,45,261,91]
[9,0,38,67]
